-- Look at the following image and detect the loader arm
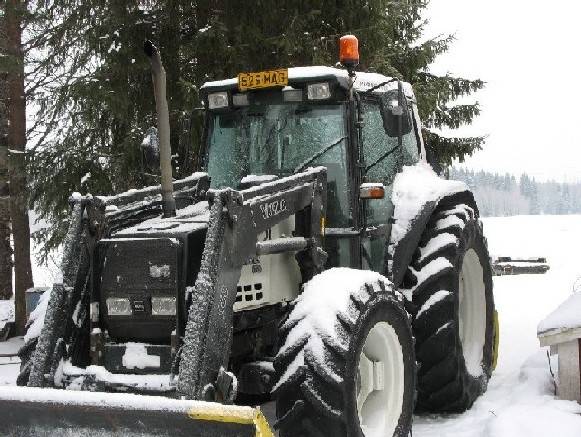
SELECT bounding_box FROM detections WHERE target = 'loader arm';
[25,173,211,388]
[178,166,328,400]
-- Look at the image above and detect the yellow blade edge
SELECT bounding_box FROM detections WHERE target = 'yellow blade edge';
[187,405,274,437]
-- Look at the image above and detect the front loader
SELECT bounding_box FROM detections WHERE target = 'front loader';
[2,35,497,437]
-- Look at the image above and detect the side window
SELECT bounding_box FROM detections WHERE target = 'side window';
[402,102,420,165]
[361,100,400,184]
[361,98,419,184]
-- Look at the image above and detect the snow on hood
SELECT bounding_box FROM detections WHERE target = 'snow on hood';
[389,163,468,252]
[115,201,210,236]
[240,174,278,184]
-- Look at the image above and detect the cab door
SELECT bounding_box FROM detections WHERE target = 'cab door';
[359,94,421,274]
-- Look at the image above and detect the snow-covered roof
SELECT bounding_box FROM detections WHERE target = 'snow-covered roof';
[538,292,581,345]
[201,66,415,98]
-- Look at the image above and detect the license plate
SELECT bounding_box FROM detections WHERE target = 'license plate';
[238,69,288,91]
[132,300,145,313]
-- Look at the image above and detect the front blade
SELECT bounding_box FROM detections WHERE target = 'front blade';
[0,386,273,437]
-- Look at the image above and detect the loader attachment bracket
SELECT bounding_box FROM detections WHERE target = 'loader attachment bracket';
[178,167,328,400]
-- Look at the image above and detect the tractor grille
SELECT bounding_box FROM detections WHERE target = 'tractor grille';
[96,237,181,343]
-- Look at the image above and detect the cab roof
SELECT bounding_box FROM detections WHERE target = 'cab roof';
[200,66,415,99]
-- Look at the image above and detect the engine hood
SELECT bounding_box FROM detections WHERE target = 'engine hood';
[113,200,210,238]
[97,200,210,343]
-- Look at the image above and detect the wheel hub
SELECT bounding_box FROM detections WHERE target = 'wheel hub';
[458,248,486,377]
[356,321,404,437]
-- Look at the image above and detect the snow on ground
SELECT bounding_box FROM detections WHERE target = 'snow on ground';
[0,336,22,386]
[0,300,14,331]
[414,215,581,436]
[1,214,581,436]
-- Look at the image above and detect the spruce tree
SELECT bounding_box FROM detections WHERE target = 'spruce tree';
[0,3,14,301]
[26,0,484,252]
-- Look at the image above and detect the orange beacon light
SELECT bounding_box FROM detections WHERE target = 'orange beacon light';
[339,35,359,68]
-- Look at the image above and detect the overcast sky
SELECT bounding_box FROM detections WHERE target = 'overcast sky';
[424,0,581,182]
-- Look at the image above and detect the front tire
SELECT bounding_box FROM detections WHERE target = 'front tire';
[406,202,495,412]
[273,268,415,437]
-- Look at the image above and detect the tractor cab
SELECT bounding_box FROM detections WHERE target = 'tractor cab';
[200,66,425,272]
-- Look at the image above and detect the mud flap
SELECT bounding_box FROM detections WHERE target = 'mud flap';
[0,386,273,437]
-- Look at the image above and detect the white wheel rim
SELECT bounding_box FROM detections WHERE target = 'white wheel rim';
[458,248,486,377]
[356,321,404,437]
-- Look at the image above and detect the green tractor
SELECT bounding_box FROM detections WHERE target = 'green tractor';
[3,36,497,437]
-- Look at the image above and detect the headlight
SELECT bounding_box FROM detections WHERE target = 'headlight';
[232,93,249,106]
[307,82,331,100]
[208,92,229,109]
[151,296,176,316]
[106,298,132,316]
[283,88,303,102]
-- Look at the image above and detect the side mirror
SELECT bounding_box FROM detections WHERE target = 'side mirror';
[380,88,412,138]
[360,183,385,200]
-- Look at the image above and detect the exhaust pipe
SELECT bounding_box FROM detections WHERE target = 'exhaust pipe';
[144,40,176,217]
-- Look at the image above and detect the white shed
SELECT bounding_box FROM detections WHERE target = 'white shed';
[538,292,581,403]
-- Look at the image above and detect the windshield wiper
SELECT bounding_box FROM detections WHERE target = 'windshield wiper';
[364,145,399,174]
[294,136,347,173]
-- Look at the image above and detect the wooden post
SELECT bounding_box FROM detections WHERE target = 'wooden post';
[556,339,581,402]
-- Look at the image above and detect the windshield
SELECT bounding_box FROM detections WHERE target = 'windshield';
[205,103,351,226]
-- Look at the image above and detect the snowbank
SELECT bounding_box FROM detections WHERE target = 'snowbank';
[415,351,581,437]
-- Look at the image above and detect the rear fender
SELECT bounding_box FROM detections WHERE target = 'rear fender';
[388,190,478,290]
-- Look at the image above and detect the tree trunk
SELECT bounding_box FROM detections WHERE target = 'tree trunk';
[6,0,33,334]
[0,4,14,302]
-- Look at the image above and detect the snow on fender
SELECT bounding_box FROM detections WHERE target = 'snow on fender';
[389,164,467,249]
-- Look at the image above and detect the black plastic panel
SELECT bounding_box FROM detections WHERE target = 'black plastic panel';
[96,238,181,343]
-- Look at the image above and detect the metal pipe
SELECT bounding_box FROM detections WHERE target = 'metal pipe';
[144,40,176,217]
[256,237,309,256]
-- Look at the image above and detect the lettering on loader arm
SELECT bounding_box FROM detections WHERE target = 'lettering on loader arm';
[259,199,287,220]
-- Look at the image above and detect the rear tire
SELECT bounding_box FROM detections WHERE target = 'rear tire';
[406,203,495,412]
[273,268,415,437]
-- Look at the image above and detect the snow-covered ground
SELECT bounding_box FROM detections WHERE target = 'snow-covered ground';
[0,337,22,386]
[1,214,581,435]
[414,215,581,436]
[0,300,14,332]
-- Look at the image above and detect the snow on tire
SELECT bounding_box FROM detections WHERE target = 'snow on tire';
[406,202,495,412]
[273,268,415,437]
